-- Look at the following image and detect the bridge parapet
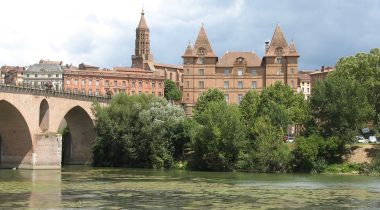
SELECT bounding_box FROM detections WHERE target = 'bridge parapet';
[0,84,110,103]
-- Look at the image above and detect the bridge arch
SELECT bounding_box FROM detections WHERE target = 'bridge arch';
[39,99,49,132]
[0,100,33,168]
[60,105,95,165]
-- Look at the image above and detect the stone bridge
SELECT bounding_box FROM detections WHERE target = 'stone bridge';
[0,85,109,169]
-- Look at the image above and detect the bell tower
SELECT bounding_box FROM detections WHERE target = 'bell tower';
[132,9,153,69]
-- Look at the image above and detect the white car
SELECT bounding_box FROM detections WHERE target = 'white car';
[356,136,366,143]
[369,136,377,143]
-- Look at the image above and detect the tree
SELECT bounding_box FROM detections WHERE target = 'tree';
[189,101,247,171]
[310,76,374,144]
[164,79,182,102]
[239,89,260,127]
[193,88,225,118]
[332,49,380,125]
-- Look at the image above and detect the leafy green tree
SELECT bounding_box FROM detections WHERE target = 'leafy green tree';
[249,117,291,172]
[332,48,380,124]
[239,89,260,127]
[189,101,247,171]
[164,79,182,102]
[310,76,374,144]
[193,88,225,118]
[92,93,188,168]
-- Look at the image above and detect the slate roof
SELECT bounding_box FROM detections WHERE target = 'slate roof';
[25,63,64,73]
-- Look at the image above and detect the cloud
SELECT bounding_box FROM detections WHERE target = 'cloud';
[0,0,379,70]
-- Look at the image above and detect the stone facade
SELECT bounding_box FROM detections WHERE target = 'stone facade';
[182,25,299,115]
[23,60,64,91]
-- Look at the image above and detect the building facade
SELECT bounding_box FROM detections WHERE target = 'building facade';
[23,60,64,91]
[182,25,299,115]
[63,65,165,97]
[298,71,311,100]
[309,66,335,89]
[0,66,25,85]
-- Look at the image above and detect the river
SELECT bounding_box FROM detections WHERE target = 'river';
[0,166,379,209]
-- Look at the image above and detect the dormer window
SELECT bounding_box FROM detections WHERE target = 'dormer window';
[275,47,284,56]
[197,47,207,56]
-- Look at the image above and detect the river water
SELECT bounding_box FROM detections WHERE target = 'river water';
[0,166,379,209]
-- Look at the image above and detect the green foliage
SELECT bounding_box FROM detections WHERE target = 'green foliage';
[193,88,225,118]
[164,79,182,102]
[310,76,374,144]
[91,93,189,168]
[292,135,343,173]
[189,101,247,171]
[249,117,292,172]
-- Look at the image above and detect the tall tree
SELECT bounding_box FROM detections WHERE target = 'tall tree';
[164,79,182,102]
[193,88,225,118]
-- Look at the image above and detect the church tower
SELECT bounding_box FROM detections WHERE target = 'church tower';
[132,9,153,69]
[263,24,299,90]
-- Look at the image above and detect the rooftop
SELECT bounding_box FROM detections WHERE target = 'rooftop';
[216,51,261,67]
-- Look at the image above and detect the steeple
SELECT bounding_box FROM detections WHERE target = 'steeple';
[132,9,153,69]
[265,24,290,57]
[137,9,148,29]
[193,24,216,57]
[183,41,194,57]
[288,40,299,56]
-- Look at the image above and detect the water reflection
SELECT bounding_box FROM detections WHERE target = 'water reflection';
[0,167,380,209]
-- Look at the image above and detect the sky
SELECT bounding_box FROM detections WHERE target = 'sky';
[0,0,379,70]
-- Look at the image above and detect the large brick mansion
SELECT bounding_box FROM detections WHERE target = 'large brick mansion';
[181,24,299,115]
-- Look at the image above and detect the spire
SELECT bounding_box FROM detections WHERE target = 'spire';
[193,24,216,57]
[183,41,194,57]
[288,40,299,56]
[269,24,288,48]
[137,8,148,29]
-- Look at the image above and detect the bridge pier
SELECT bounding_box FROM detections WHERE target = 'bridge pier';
[32,133,62,169]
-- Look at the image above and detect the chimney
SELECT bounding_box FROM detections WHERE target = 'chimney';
[321,66,325,72]
[265,41,270,53]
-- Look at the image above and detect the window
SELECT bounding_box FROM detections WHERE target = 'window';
[224,69,230,75]
[186,93,190,101]
[275,57,283,64]
[74,79,78,85]
[89,89,93,96]
[238,81,243,89]
[56,74,59,78]
[95,89,99,96]
[198,69,204,76]
[251,81,257,89]
[224,81,229,89]
[139,81,142,88]
[152,82,156,88]
[158,92,162,97]
[170,72,173,80]
[105,80,109,86]
[114,81,118,87]
[132,90,135,95]
[96,80,99,86]
[66,88,71,93]
[198,57,205,64]
[74,88,78,94]
[88,80,92,86]
[132,81,136,88]
[198,81,204,89]
[35,74,38,78]
[237,68,243,76]
[114,88,118,94]
[66,80,70,85]
[276,68,282,75]
[139,91,142,95]
[238,94,243,104]
[159,83,162,88]
[291,80,294,88]
[48,74,51,78]
[186,69,190,75]
[251,69,257,76]
[290,68,294,74]
[81,79,85,85]
[186,81,190,88]
[122,81,126,87]
[224,94,229,103]
[27,74,30,78]
[307,88,309,93]
[81,89,85,95]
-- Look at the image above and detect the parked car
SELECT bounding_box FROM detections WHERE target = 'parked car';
[355,136,366,143]
[287,135,295,143]
[369,136,377,143]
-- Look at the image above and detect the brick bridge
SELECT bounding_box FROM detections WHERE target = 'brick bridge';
[0,85,109,169]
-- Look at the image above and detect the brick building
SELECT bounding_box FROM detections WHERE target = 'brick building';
[63,65,165,97]
[0,66,25,85]
[182,25,299,115]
